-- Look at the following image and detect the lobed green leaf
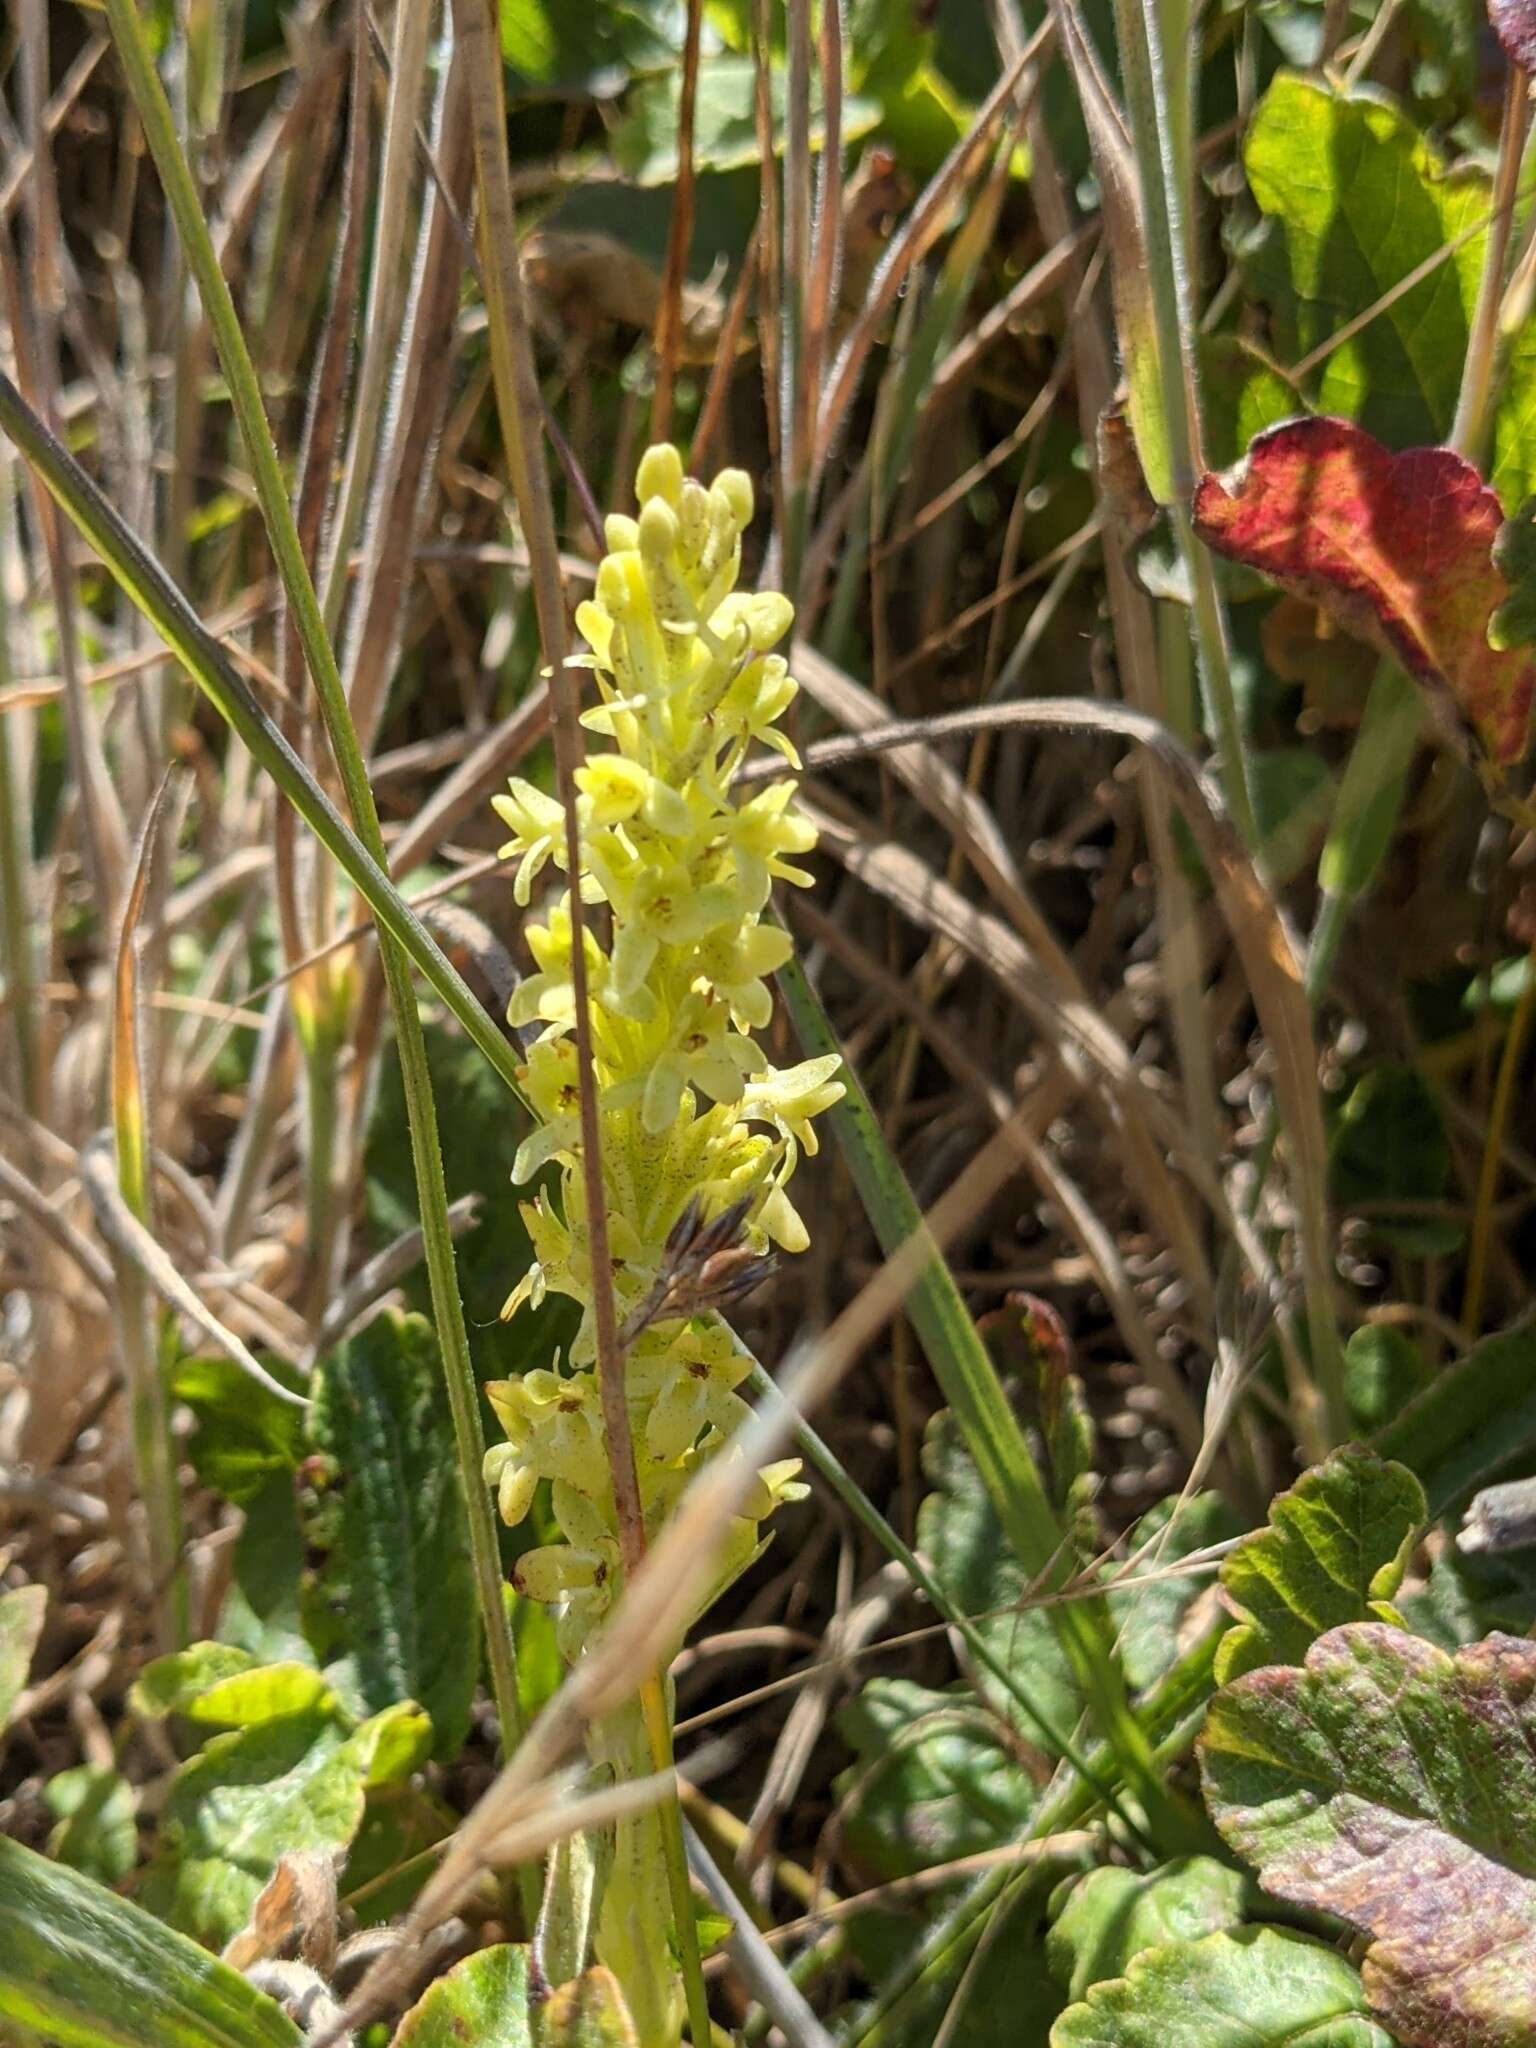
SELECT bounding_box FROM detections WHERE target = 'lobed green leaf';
[1050,1926,1391,2047]
[1201,1623,1536,2048]
[1046,1859,1251,2004]
[1214,1444,1425,1683]
[392,1942,533,2047]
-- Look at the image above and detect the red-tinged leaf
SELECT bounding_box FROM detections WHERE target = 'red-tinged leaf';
[1193,417,1536,768]
[1492,0,1536,70]
[1201,1623,1536,2048]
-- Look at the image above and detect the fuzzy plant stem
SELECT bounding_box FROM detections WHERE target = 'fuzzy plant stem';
[99,0,529,1780]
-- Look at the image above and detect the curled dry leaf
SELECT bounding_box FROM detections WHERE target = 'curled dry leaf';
[1193,416,1536,769]
[1201,1622,1536,2048]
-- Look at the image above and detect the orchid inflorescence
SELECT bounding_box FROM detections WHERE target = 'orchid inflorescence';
[484,443,843,1661]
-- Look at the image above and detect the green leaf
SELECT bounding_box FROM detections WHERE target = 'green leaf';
[0,1835,301,2048]
[847,1868,1065,2048]
[130,1644,259,1720]
[1399,1543,1536,1652]
[1492,495,1536,653]
[1214,1444,1425,1683]
[543,1966,640,2047]
[392,1942,532,2047]
[499,0,676,91]
[0,1583,46,1723]
[1343,1326,1429,1434]
[1198,335,1300,470]
[1329,1065,1456,1254]
[980,1294,1097,1530]
[836,1678,1037,1880]
[219,1474,309,1666]
[1049,1926,1391,2047]
[1374,1324,1536,1516]
[308,1310,478,1759]
[1248,748,1334,878]
[1201,1623,1536,2048]
[611,54,878,185]
[1046,1859,1251,2003]
[339,1784,455,1928]
[140,1699,413,1948]
[183,1664,333,1728]
[1242,74,1486,451]
[171,1355,302,1507]
[537,1830,598,1994]
[45,1767,138,1886]
[916,1411,1082,1745]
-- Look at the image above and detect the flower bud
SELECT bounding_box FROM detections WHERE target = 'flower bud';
[596,555,631,614]
[635,441,684,506]
[715,468,753,530]
[742,591,794,651]
[679,479,710,544]
[638,497,679,561]
[604,513,640,551]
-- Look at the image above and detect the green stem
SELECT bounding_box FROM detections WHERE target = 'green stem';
[298,989,347,1321]
[74,0,527,1786]
[592,1697,694,2044]
[643,1679,714,2046]
[1112,0,1258,849]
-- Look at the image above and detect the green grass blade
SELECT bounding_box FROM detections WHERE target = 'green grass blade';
[0,375,521,1102]
[0,370,528,1778]
[775,948,1194,1844]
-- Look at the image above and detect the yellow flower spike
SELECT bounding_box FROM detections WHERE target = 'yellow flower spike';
[487,444,845,1667]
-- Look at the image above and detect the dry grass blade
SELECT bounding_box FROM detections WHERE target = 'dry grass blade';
[791,893,1206,1461]
[105,773,184,1647]
[318,0,432,636]
[81,1134,309,1410]
[814,16,1052,469]
[652,0,704,439]
[804,803,1217,1294]
[343,47,475,756]
[303,1192,483,1365]
[0,1152,114,1301]
[787,694,1340,1444]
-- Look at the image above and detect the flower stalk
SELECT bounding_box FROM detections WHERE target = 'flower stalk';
[487,446,844,2038]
